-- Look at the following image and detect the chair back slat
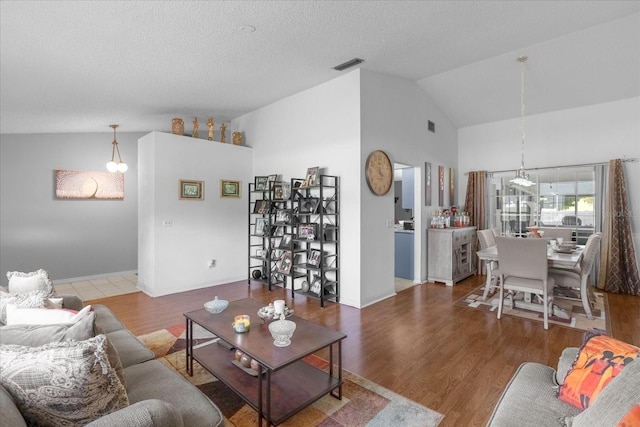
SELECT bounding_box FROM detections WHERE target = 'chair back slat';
[496,237,548,280]
[478,229,496,250]
[580,232,602,276]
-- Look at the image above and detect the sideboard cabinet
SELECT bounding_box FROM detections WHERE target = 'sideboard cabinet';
[427,227,477,286]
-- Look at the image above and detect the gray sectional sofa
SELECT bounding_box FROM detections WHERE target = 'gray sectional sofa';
[0,296,224,427]
[487,347,640,426]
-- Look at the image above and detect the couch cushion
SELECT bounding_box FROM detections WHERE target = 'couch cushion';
[486,362,581,427]
[106,329,155,368]
[0,385,27,427]
[0,334,128,426]
[123,360,223,427]
[568,358,640,427]
[558,333,639,409]
[6,269,54,296]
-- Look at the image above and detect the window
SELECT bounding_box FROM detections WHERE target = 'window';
[490,166,597,244]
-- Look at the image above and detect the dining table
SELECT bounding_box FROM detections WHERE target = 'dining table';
[476,243,584,318]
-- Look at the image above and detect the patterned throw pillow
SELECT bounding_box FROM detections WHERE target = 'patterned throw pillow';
[6,269,55,296]
[618,404,640,427]
[558,332,639,410]
[0,289,49,324]
[0,334,129,426]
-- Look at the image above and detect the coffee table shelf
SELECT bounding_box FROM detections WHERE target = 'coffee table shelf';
[193,344,341,424]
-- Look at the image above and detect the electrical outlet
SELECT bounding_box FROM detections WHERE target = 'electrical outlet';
[208,259,216,268]
[162,219,172,227]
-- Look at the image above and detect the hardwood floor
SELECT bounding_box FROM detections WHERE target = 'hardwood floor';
[87,276,640,427]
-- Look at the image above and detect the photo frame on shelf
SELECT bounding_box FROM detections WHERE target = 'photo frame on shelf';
[309,275,321,295]
[279,234,292,248]
[297,223,317,240]
[179,179,204,200]
[298,197,320,214]
[254,218,268,235]
[255,176,269,191]
[220,179,241,198]
[267,174,278,186]
[301,166,319,188]
[307,250,322,267]
[256,249,267,259]
[272,183,284,200]
[253,200,271,214]
[276,250,293,274]
[276,209,291,224]
[270,238,278,249]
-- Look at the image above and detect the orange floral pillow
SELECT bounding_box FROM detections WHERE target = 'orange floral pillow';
[558,333,639,410]
[617,404,640,427]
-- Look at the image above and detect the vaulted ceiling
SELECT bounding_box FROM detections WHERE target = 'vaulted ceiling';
[1,1,638,134]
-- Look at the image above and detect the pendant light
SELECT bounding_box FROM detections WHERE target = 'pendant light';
[510,56,534,187]
[106,124,128,173]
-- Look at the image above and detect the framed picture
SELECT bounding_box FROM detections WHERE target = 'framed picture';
[438,165,444,207]
[276,250,293,274]
[298,198,320,214]
[267,174,278,188]
[425,162,432,206]
[254,218,268,235]
[255,176,269,191]
[220,179,241,198]
[272,183,284,200]
[55,169,125,200]
[449,168,455,205]
[309,275,321,295]
[307,250,322,267]
[276,209,291,224]
[256,249,267,259]
[270,238,278,249]
[179,179,204,200]
[297,223,317,240]
[301,166,319,188]
[253,200,271,214]
[279,234,292,248]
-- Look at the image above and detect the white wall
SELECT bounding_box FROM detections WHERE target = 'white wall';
[137,132,252,296]
[233,70,362,307]
[359,70,458,305]
[0,132,142,285]
[458,97,640,267]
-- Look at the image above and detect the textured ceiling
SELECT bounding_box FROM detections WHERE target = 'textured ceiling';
[1,1,638,134]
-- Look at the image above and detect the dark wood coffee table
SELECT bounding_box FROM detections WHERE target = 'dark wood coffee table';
[184,298,346,426]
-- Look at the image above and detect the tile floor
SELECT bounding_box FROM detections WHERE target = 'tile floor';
[54,274,140,301]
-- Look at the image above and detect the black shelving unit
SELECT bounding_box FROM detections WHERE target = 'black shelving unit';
[290,175,340,307]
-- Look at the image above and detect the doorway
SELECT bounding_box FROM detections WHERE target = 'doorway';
[394,162,416,292]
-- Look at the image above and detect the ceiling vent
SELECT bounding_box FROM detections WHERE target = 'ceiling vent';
[333,58,365,71]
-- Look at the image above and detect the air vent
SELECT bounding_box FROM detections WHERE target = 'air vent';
[333,58,365,71]
[428,121,435,133]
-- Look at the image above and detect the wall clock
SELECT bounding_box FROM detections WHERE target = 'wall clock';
[365,150,393,196]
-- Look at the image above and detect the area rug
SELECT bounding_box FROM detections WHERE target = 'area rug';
[455,285,607,331]
[138,325,444,427]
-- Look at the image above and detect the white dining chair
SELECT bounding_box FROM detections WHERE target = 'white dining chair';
[548,232,602,319]
[496,237,555,330]
[538,227,573,243]
[478,229,500,300]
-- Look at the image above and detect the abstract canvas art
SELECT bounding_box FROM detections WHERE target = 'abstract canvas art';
[55,169,124,200]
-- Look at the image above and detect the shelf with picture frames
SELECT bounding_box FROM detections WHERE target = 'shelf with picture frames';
[247,173,340,307]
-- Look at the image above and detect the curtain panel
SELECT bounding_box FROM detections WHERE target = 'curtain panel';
[598,159,640,295]
[464,171,487,230]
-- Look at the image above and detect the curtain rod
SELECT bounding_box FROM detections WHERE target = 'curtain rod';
[465,157,638,175]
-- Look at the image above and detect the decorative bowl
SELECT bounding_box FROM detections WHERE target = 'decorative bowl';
[204,296,228,314]
[268,315,296,347]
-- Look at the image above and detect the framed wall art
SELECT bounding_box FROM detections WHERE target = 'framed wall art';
[424,162,432,206]
[438,166,444,207]
[301,166,319,188]
[179,179,204,200]
[449,168,455,205]
[220,179,241,198]
[55,169,124,200]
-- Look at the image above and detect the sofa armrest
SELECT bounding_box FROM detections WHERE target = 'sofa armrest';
[60,295,85,311]
[86,399,184,427]
[0,384,27,427]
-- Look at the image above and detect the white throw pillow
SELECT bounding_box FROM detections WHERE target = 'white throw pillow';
[5,304,92,325]
[0,289,49,324]
[6,269,55,296]
[0,334,128,426]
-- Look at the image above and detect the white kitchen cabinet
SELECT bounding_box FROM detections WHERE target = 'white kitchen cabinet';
[427,227,477,286]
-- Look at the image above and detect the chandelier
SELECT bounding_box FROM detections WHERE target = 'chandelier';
[510,56,534,187]
[106,124,128,173]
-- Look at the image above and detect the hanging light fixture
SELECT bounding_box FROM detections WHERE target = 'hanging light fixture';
[510,55,534,187]
[106,124,128,173]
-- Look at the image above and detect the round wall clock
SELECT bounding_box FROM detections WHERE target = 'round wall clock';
[365,150,393,196]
